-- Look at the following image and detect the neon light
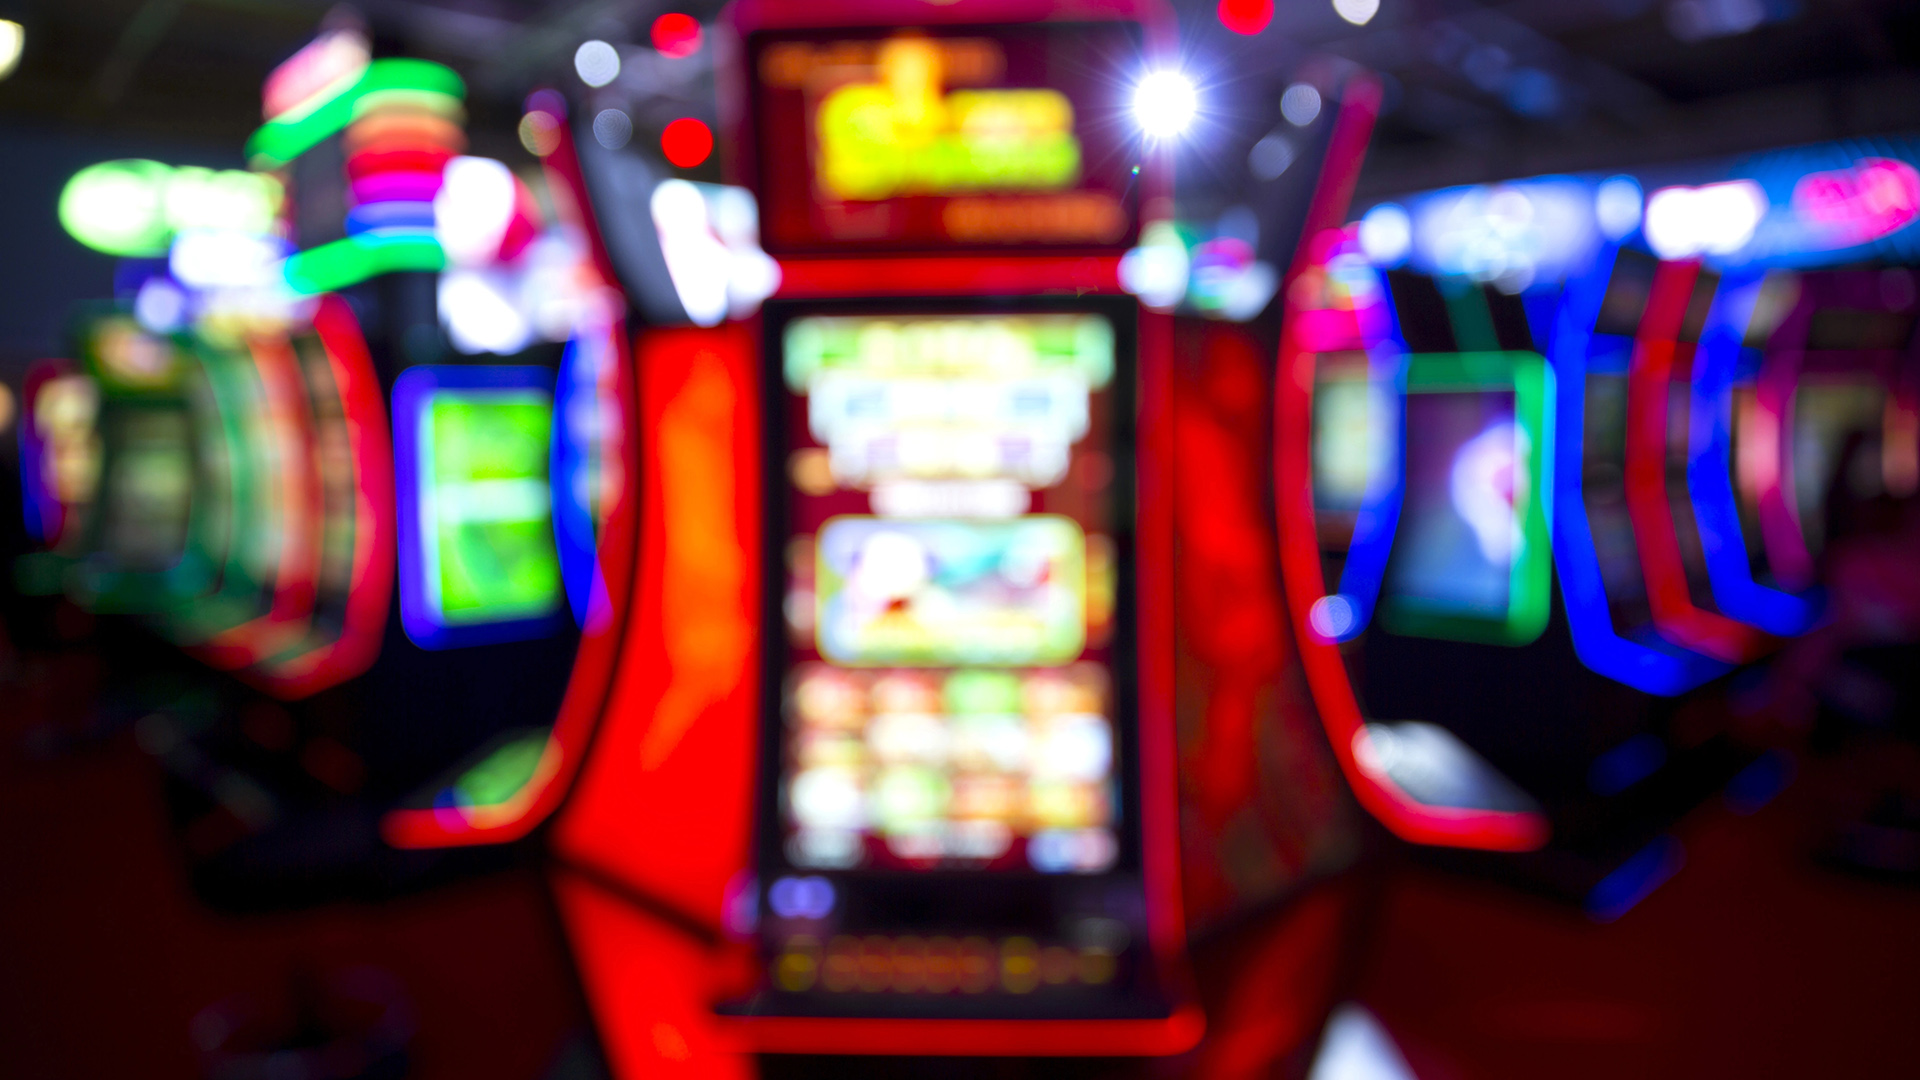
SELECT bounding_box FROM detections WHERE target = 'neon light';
[1545,245,1730,694]
[1791,157,1920,247]
[191,332,321,670]
[1274,80,1549,851]
[241,297,396,697]
[1688,270,1826,636]
[262,28,370,121]
[393,365,563,650]
[1623,259,1774,662]
[282,233,445,295]
[553,326,619,627]
[58,161,282,257]
[246,58,465,167]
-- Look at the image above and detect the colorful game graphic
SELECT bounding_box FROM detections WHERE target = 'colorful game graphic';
[394,366,563,649]
[773,308,1124,875]
[814,515,1087,667]
[748,25,1143,251]
[784,663,1116,873]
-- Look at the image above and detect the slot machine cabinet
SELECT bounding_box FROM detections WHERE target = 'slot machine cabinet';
[10,54,643,905]
[544,0,1206,1067]
[1276,228,1765,900]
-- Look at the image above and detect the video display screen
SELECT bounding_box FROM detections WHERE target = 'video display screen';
[394,366,563,649]
[746,24,1144,253]
[1312,351,1393,537]
[771,308,1128,876]
[1384,391,1518,622]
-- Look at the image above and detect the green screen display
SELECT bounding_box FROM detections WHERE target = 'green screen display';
[420,391,561,626]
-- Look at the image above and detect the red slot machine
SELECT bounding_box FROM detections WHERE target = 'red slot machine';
[545,0,1207,1068]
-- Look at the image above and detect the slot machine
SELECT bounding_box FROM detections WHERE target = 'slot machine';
[1285,139,1920,904]
[14,37,641,905]
[544,0,1206,1067]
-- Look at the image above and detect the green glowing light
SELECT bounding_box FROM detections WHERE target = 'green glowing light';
[247,58,466,168]
[453,732,550,807]
[282,233,445,294]
[57,161,285,257]
[58,160,175,257]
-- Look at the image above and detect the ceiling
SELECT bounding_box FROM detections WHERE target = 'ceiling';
[0,0,1915,204]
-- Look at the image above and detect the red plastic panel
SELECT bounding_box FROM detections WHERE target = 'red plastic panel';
[1270,78,1550,852]
[1623,259,1773,664]
[547,324,761,928]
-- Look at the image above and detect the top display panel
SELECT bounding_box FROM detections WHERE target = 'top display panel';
[747,23,1144,255]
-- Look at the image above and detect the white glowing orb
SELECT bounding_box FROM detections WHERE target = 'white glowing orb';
[1333,0,1381,25]
[1281,82,1322,126]
[1358,202,1412,266]
[573,40,621,88]
[1132,70,1197,139]
[433,156,517,268]
[0,21,22,83]
[439,269,532,355]
[1595,175,1644,240]
[1644,180,1767,260]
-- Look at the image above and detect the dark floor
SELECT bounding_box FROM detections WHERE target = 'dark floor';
[4,655,1914,1079]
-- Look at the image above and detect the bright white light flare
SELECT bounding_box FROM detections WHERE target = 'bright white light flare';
[1133,70,1197,139]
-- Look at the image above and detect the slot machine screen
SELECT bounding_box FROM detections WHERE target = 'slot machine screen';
[394,366,564,649]
[745,23,1144,254]
[1372,352,1551,647]
[750,300,1169,1017]
[1383,390,1518,623]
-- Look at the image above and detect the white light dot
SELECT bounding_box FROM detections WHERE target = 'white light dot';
[1248,133,1296,181]
[0,20,22,82]
[1132,70,1197,140]
[1309,594,1357,640]
[134,278,187,333]
[1594,175,1643,240]
[1281,82,1322,126]
[1332,0,1380,25]
[592,108,632,150]
[1358,203,1412,267]
[574,40,621,88]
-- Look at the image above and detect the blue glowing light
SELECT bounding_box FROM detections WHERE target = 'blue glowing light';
[1546,245,1732,695]
[1687,270,1826,636]
[1586,834,1685,922]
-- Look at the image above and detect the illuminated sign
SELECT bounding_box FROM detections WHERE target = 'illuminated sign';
[748,24,1142,252]
[58,161,283,258]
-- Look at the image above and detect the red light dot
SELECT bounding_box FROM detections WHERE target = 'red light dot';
[651,13,703,59]
[661,117,713,169]
[1217,0,1273,35]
